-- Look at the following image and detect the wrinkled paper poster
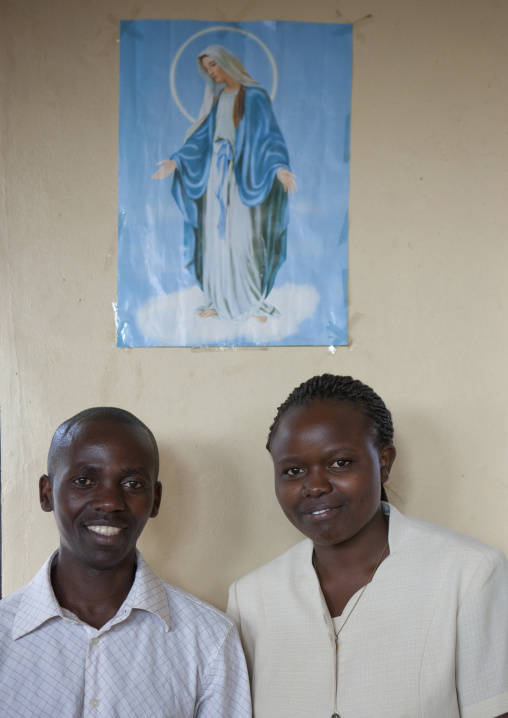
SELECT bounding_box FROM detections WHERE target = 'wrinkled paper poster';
[118,20,352,347]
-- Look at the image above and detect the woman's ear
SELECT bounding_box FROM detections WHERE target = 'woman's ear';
[379,445,396,484]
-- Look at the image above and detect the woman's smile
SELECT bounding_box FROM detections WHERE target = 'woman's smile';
[305,505,343,520]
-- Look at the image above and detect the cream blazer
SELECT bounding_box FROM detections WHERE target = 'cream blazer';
[227,504,508,718]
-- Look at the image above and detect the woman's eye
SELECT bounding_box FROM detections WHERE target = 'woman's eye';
[331,459,350,468]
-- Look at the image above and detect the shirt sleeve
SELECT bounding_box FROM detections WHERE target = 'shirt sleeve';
[456,548,508,718]
[196,622,252,718]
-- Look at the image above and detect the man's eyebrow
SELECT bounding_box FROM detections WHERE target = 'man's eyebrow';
[69,464,100,472]
[119,467,149,475]
[69,464,150,474]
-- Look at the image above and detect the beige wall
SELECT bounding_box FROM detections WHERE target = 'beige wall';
[1,0,507,608]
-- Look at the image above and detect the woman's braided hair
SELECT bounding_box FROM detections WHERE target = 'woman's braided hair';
[266,374,394,502]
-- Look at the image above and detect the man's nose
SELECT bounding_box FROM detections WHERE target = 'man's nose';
[91,481,125,511]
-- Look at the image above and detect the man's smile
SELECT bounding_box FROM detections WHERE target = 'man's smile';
[86,525,123,536]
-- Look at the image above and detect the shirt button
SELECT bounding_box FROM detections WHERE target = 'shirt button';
[91,637,100,645]
[91,699,100,708]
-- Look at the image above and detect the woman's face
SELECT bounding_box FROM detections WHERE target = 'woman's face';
[201,56,230,84]
[270,400,395,547]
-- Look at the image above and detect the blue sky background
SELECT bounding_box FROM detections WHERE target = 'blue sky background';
[118,20,352,347]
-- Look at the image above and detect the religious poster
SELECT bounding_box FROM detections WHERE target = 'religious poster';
[117,20,352,347]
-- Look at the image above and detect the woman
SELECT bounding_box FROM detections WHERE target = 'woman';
[153,45,296,324]
[227,374,508,718]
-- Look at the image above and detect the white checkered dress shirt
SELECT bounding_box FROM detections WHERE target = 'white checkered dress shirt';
[0,551,252,717]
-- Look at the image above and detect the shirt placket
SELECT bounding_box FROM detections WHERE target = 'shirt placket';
[83,627,104,717]
[83,609,132,716]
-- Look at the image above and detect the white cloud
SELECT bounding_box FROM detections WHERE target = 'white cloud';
[136,283,320,346]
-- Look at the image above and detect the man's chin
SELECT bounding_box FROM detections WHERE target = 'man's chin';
[74,547,137,573]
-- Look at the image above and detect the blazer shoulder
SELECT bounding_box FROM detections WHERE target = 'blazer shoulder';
[234,539,311,590]
[399,511,504,561]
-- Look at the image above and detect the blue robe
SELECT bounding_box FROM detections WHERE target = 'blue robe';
[171,87,290,298]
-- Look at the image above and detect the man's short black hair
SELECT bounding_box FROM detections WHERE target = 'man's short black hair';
[47,407,159,479]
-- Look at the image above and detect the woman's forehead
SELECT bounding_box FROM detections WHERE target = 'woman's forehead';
[273,400,373,444]
[284,399,367,423]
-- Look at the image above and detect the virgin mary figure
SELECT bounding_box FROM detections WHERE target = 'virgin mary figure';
[153,44,297,324]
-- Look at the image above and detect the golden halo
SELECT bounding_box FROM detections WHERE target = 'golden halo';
[170,26,278,122]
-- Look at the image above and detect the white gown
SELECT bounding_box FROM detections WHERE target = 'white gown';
[199,90,280,323]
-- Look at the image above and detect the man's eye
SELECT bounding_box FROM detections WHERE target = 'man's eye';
[74,477,93,486]
[123,480,143,489]
[330,459,350,468]
[284,467,303,477]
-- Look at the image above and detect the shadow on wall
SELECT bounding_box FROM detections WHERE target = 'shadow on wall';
[0,412,2,598]
[386,426,409,512]
[138,440,253,607]
[386,410,456,522]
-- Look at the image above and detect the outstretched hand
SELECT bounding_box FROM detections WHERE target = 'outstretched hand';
[277,168,298,194]
[152,160,177,179]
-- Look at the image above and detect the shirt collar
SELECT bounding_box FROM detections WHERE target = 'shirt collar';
[380,500,407,554]
[120,552,171,631]
[13,550,170,640]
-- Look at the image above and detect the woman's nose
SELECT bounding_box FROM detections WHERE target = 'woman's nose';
[304,468,332,496]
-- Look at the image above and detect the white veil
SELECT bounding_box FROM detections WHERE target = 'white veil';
[184,45,261,141]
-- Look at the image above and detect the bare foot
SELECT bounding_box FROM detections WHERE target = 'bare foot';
[199,309,217,318]
[254,315,268,323]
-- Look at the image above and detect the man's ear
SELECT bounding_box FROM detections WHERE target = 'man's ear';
[379,445,396,485]
[150,481,162,518]
[39,475,54,513]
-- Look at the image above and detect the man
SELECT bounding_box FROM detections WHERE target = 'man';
[0,407,251,717]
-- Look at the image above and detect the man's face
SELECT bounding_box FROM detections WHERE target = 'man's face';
[39,419,162,573]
